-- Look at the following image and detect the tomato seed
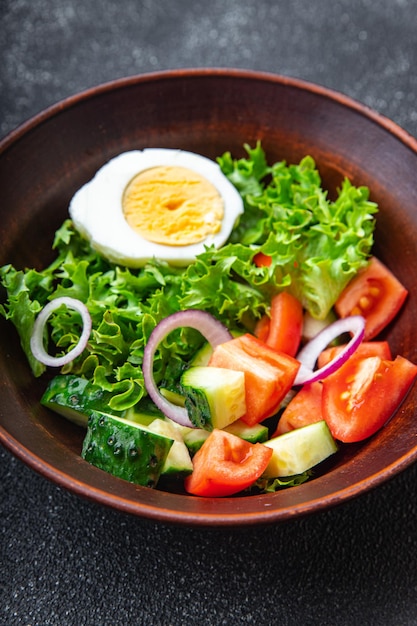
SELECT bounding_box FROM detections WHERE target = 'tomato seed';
[359,296,371,310]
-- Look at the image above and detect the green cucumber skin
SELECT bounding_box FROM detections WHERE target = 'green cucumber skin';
[183,387,213,429]
[82,412,173,487]
[41,375,105,427]
[41,374,165,427]
[43,375,191,477]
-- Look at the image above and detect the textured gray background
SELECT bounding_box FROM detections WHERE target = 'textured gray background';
[1,1,417,625]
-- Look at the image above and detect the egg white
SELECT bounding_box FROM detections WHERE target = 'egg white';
[69,149,244,267]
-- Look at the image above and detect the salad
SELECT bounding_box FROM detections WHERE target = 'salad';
[1,143,416,497]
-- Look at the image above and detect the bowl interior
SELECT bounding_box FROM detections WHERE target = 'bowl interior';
[1,69,417,525]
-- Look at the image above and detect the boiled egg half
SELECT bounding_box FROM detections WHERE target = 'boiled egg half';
[69,149,244,267]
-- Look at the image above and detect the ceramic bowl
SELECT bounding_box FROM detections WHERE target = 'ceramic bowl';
[1,69,417,526]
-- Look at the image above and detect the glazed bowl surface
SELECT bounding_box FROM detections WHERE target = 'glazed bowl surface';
[1,68,417,526]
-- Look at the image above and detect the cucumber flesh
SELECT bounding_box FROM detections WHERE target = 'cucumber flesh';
[124,398,166,426]
[147,418,193,477]
[263,420,338,478]
[180,366,246,430]
[159,388,186,407]
[224,419,269,443]
[182,428,210,455]
[190,342,213,366]
[82,411,173,487]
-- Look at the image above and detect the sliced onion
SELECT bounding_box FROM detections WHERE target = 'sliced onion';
[294,315,365,386]
[143,310,233,427]
[30,297,92,367]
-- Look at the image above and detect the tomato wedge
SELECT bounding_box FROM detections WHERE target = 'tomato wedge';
[335,257,408,340]
[273,381,324,436]
[208,333,300,425]
[322,354,417,442]
[184,429,273,497]
[317,341,392,369]
[254,292,303,357]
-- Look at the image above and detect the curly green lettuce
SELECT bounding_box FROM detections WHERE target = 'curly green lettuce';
[1,222,188,405]
[217,142,378,319]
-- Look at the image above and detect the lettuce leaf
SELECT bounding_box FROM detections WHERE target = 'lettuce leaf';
[217,143,378,319]
[0,222,196,407]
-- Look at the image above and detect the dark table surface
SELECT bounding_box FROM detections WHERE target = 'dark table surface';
[2,1,417,625]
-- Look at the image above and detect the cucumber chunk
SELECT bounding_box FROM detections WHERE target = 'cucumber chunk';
[180,366,246,430]
[124,398,166,426]
[189,341,213,366]
[263,421,338,477]
[182,428,210,455]
[41,374,165,427]
[182,419,268,455]
[147,418,193,477]
[82,411,173,487]
[224,419,269,443]
[44,375,191,477]
[159,388,186,407]
[41,374,104,427]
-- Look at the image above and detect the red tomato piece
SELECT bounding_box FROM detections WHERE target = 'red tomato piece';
[184,429,273,497]
[273,381,324,436]
[254,292,303,357]
[322,354,417,442]
[208,333,300,425]
[253,251,272,267]
[335,257,408,340]
[317,341,392,369]
[254,314,270,343]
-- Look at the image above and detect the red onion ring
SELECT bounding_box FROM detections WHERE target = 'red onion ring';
[143,310,233,427]
[294,315,365,385]
[30,297,92,367]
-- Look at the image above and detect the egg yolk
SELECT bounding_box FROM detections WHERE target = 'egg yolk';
[122,165,224,246]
